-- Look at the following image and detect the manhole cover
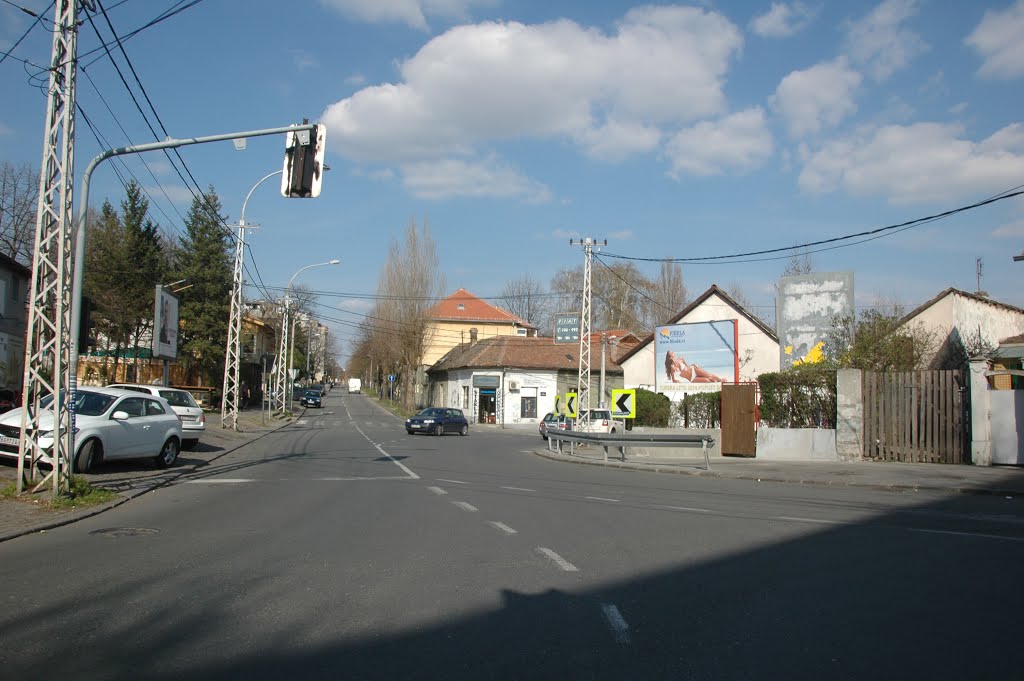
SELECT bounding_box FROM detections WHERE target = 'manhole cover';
[89,527,160,537]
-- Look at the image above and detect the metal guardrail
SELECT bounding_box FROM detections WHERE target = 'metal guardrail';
[546,429,716,470]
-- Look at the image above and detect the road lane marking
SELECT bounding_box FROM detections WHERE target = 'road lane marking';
[775,516,844,525]
[585,496,620,503]
[501,486,536,492]
[601,603,631,644]
[427,486,448,495]
[537,547,578,572]
[438,478,469,485]
[353,424,419,479]
[488,521,518,535]
[452,501,478,512]
[906,528,1024,542]
[186,479,254,484]
[656,505,711,514]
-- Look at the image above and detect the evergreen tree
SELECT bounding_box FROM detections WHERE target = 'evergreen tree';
[175,188,232,387]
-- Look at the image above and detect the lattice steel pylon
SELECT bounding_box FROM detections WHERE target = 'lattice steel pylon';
[17,1,82,496]
[569,237,606,429]
[220,221,248,431]
[274,299,290,414]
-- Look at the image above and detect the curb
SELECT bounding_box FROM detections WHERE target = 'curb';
[0,411,303,544]
[531,448,1023,498]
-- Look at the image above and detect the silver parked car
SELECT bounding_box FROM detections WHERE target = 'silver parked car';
[106,384,205,449]
[0,387,184,473]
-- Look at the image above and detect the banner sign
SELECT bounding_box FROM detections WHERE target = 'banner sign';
[654,320,737,397]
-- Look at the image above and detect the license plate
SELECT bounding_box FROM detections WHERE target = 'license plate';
[410,424,420,429]
[0,434,19,446]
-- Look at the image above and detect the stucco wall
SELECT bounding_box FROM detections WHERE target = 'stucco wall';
[422,321,524,367]
[908,293,1024,368]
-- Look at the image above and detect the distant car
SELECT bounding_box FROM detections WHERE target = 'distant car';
[0,387,183,472]
[572,408,617,434]
[539,412,572,440]
[406,407,469,436]
[0,389,17,414]
[107,384,206,450]
[301,389,322,408]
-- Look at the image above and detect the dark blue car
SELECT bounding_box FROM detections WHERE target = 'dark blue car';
[405,407,469,436]
[301,389,322,408]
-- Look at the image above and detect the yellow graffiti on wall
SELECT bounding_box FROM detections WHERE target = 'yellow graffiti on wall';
[784,340,826,366]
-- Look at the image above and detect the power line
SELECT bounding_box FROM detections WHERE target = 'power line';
[0,0,52,68]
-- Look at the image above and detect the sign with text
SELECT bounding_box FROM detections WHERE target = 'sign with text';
[554,314,581,344]
[152,285,179,360]
[610,389,636,419]
[654,320,738,398]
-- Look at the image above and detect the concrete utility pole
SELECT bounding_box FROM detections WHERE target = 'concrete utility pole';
[277,260,339,415]
[569,237,606,429]
[18,0,82,496]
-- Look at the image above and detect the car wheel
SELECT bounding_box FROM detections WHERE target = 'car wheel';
[434,423,444,436]
[460,424,468,436]
[74,439,101,474]
[406,429,414,435]
[154,438,180,469]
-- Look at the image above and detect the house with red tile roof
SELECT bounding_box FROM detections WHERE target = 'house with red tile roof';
[426,335,625,425]
[421,288,537,368]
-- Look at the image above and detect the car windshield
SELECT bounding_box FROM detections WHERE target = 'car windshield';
[417,408,444,418]
[304,390,319,396]
[75,391,117,416]
[159,389,199,408]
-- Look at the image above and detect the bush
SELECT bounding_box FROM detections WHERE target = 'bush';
[676,392,720,428]
[635,388,671,427]
[758,364,837,428]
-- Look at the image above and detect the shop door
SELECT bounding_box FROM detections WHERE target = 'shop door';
[479,389,496,423]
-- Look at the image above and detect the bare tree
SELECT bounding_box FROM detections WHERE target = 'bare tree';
[782,251,813,277]
[499,274,550,330]
[645,259,688,326]
[0,161,39,265]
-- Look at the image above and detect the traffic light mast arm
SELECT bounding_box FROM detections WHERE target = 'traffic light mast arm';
[69,123,318,382]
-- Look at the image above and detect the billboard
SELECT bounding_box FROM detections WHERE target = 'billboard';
[554,313,580,343]
[152,285,180,360]
[776,272,854,368]
[654,320,737,396]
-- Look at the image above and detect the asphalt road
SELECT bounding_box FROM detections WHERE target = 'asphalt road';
[1,391,1021,680]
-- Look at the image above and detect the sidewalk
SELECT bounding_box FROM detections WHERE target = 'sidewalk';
[534,445,1024,497]
[0,408,298,543]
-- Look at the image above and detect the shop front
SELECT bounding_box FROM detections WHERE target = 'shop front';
[473,374,500,423]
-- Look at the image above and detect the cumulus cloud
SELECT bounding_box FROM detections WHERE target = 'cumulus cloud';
[319,0,496,31]
[664,108,774,177]
[322,7,743,168]
[798,122,1024,203]
[400,155,552,201]
[771,58,862,138]
[289,49,317,71]
[750,2,814,38]
[992,220,1024,238]
[844,0,927,80]
[966,0,1024,79]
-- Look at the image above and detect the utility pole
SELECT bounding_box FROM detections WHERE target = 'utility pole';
[17,0,82,496]
[274,298,290,415]
[569,237,606,429]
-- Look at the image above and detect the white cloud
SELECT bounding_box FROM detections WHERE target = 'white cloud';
[318,0,496,31]
[771,58,862,138]
[992,220,1024,238]
[664,108,774,178]
[551,228,581,240]
[750,2,814,38]
[145,184,195,205]
[949,101,968,115]
[608,229,634,240]
[289,49,317,71]
[322,8,743,165]
[844,0,927,80]
[344,73,366,87]
[798,122,1024,203]
[966,0,1024,79]
[400,155,552,202]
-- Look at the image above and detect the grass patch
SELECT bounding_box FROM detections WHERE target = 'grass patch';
[1,475,118,510]
[373,396,417,419]
[1,482,17,500]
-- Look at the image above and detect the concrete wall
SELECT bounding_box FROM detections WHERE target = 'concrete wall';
[776,272,854,369]
[835,368,863,461]
[756,427,838,461]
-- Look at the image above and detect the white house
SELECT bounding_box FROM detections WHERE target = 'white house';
[618,285,780,398]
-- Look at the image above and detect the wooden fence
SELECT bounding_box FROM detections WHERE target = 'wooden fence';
[862,370,968,463]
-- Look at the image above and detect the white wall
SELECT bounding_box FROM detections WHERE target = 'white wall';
[502,370,559,424]
[909,293,1024,365]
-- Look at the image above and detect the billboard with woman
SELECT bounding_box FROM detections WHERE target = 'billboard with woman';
[654,320,737,396]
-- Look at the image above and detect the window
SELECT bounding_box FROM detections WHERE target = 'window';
[517,328,527,336]
[521,396,537,419]
[145,399,167,416]
[118,397,145,417]
[457,303,465,310]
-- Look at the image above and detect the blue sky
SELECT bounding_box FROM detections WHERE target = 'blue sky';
[2,0,1023,363]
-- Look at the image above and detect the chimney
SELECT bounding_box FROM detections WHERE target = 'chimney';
[470,328,478,344]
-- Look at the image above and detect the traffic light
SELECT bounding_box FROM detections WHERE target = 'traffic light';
[281,121,327,198]
[78,296,96,350]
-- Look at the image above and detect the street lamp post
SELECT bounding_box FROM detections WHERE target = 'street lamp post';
[278,259,340,416]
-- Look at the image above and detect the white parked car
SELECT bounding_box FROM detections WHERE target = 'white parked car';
[572,409,618,434]
[0,387,183,473]
[107,383,205,449]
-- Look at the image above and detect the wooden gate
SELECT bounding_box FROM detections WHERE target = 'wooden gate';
[862,370,968,463]
[721,383,757,457]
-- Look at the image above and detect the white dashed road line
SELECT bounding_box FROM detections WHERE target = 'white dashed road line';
[452,501,478,513]
[427,486,448,495]
[437,478,469,485]
[775,516,844,525]
[585,496,620,503]
[487,521,518,535]
[501,486,537,492]
[186,479,254,484]
[537,547,578,572]
[656,505,711,514]
[601,603,631,644]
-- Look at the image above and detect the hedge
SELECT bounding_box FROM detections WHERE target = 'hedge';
[757,364,837,428]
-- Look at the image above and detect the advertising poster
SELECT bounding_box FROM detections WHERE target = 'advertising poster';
[654,320,737,396]
[152,285,180,360]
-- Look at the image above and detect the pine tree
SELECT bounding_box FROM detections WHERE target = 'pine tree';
[175,188,232,387]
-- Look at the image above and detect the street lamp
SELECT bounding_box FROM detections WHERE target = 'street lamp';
[279,259,340,414]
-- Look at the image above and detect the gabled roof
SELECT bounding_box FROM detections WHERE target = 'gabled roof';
[0,251,31,278]
[587,329,643,346]
[617,284,778,364]
[900,288,1024,326]
[429,335,624,373]
[427,288,536,328]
